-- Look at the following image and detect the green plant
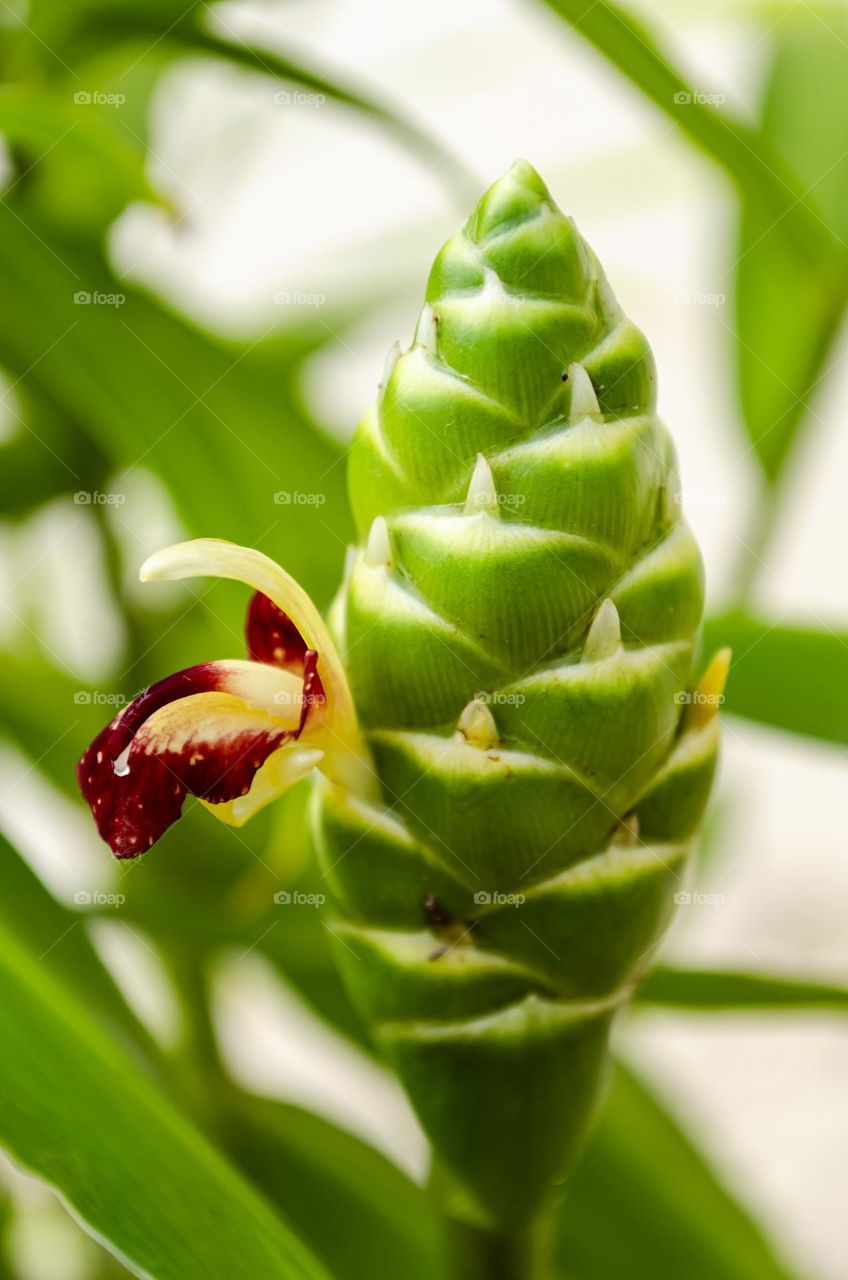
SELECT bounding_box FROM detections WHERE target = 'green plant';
[74,161,727,1277]
[316,160,729,1273]
[3,4,848,1279]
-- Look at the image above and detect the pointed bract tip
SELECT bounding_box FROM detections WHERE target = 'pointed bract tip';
[598,277,620,319]
[611,812,639,847]
[583,599,621,662]
[684,647,731,730]
[364,515,392,568]
[568,363,602,421]
[471,161,553,242]
[464,453,498,516]
[507,159,549,198]
[456,697,499,749]
[381,340,401,389]
[414,303,438,356]
[663,467,682,524]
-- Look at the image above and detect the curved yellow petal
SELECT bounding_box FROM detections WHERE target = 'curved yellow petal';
[202,744,324,827]
[141,538,350,722]
[202,660,305,726]
[140,538,377,800]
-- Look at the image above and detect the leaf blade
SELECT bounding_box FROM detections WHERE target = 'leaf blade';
[222,1091,445,1280]
[0,920,330,1280]
[704,611,848,746]
[733,9,848,482]
[637,966,848,1013]
[538,0,838,267]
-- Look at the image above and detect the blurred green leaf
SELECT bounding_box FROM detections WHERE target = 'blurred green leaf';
[0,201,351,604]
[538,0,839,267]
[0,85,159,213]
[159,25,473,199]
[20,0,470,199]
[0,830,159,1062]
[734,9,848,484]
[638,965,848,1013]
[0,919,330,1280]
[556,1063,796,1280]
[0,381,110,517]
[222,1091,445,1280]
[704,611,848,745]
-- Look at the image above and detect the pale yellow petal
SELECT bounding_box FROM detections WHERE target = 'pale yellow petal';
[203,745,324,827]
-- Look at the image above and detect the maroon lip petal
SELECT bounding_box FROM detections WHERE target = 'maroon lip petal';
[245,592,325,703]
[89,724,289,859]
[246,591,308,669]
[77,655,323,859]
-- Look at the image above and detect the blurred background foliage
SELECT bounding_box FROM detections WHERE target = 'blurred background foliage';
[0,2,847,1278]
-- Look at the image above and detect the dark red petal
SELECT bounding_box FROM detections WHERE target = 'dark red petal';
[245,592,325,703]
[246,591,308,669]
[77,656,321,859]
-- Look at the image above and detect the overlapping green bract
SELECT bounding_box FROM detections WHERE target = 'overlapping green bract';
[315,161,720,1230]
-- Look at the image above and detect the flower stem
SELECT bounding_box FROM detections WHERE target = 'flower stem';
[443,1212,552,1280]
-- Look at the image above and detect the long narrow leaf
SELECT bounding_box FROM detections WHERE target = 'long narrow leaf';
[638,966,848,1013]
[0,831,158,1063]
[538,0,838,269]
[0,202,351,604]
[0,920,329,1280]
[734,9,848,484]
[222,1091,444,1280]
[704,612,848,746]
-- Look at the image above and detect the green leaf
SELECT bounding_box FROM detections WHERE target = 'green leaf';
[703,611,848,746]
[734,9,848,482]
[222,1091,445,1280]
[0,830,158,1062]
[637,965,848,1013]
[0,919,330,1280]
[0,380,110,517]
[162,25,473,200]
[23,2,471,198]
[0,201,351,604]
[556,1063,796,1280]
[0,85,159,212]
[538,0,838,267]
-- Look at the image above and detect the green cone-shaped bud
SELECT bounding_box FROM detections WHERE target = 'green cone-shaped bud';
[314,161,724,1236]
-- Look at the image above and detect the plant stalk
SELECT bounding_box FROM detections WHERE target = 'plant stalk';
[443,1211,553,1280]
